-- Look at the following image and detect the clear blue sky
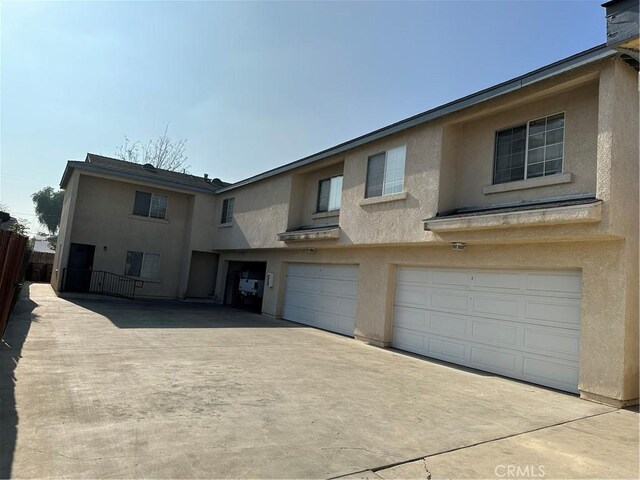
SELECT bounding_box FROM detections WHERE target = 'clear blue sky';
[1,1,605,235]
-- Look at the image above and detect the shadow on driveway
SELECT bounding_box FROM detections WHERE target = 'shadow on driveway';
[0,283,39,479]
[61,296,305,330]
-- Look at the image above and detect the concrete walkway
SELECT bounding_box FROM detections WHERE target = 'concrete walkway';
[1,284,637,479]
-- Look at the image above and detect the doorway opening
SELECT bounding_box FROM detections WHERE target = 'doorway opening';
[224,261,267,312]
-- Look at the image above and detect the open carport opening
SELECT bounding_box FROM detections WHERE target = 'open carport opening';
[223,261,267,312]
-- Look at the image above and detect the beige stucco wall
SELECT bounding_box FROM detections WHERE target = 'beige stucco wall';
[51,170,81,292]
[448,82,599,210]
[66,174,194,298]
[186,251,219,298]
[292,161,344,229]
[212,175,292,250]
[594,59,639,401]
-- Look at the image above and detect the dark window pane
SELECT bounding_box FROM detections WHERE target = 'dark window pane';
[528,133,545,149]
[495,155,510,171]
[133,191,151,216]
[317,179,331,212]
[545,143,563,161]
[125,251,143,277]
[546,128,564,145]
[545,159,562,175]
[527,162,544,178]
[493,125,526,184]
[547,114,564,130]
[366,153,385,198]
[512,138,526,154]
[528,147,544,164]
[511,151,525,168]
[221,198,234,224]
[511,166,525,181]
[529,119,546,135]
[512,126,526,140]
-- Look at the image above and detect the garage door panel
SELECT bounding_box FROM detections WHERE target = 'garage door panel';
[429,337,466,363]
[474,271,523,291]
[393,267,582,393]
[397,267,431,284]
[473,295,521,318]
[395,286,428,308]
[394,306,428,330]
[431,269,473,288]
[430,313,467,338]
[339,298,357,317]
[431,291,470,312]
[526,273,581,296]
[470,346,518,375]
[471,319,518,345]
[283,264,358,336]
[525,300,580,326]
[523,357,578,389]
[393,328,426,351]
[340,280,358,298]
[524,328,580,356]
[282,305,317,325]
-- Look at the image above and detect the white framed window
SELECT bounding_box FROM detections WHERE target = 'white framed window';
[317,175,343,212]
[221,197,234,224]
[493,113,565,185]
[365,145,406,198]
[133,191,168,219]
[125,251,160,279]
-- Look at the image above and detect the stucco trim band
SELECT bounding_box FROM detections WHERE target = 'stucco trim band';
[482,173,573,194]
[277,227,341,242]
[424,201,602,232]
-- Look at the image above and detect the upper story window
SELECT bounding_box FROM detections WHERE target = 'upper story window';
[133,191,168,219]
[125,251,160,279]
[493,113,565,185]
[317,175,343,212]
[221,197,234,224]
[365,145,406,198]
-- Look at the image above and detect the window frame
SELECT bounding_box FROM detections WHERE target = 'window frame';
[492,112,566,185]
[124,251,161,280]
[316,175,343,213]
[132,191,168,220]
[365,145,407,199]
[221,197,235,224]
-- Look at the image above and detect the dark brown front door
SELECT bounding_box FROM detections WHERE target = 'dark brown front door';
[65,243,95,292]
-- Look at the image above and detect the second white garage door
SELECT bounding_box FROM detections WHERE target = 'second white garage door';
[392,267,581,393]
[282,263,358,336]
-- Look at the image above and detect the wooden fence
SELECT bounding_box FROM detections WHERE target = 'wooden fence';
[0,230,29,336]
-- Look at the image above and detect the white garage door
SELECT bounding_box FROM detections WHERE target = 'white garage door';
[282,263,358,336]
[392,267,581,393]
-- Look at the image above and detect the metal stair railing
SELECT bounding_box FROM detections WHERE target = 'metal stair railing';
[61,268,144,299]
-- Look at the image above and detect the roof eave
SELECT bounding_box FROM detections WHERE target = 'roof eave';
[216,44,616,195]
[60,162,219,194]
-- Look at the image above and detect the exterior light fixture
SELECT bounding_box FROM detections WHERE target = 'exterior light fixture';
[450,242,467,251]
[103,245,108,252]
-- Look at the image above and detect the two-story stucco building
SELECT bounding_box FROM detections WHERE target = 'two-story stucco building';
[53,40,639,408]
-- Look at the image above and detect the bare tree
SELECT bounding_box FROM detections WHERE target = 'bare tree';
[115,125,190,173]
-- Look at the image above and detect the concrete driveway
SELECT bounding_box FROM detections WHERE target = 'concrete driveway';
[1,283,637,479]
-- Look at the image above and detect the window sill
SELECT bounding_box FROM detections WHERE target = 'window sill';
[218,222,233,229]
[311,210,340,220]
[128,214,169,224]
[483,173,572,194]
[359,191,408,207]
